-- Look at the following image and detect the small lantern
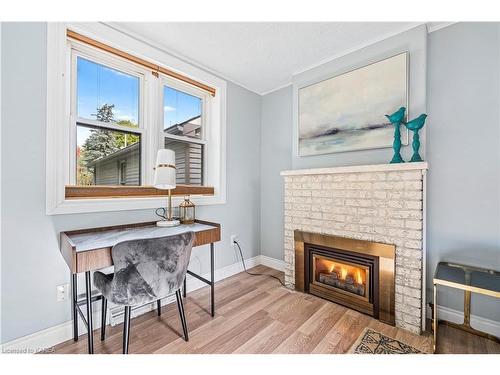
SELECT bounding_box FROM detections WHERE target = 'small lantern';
[179,195,195,224]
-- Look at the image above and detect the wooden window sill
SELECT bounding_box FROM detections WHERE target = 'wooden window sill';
[65,185,214,199]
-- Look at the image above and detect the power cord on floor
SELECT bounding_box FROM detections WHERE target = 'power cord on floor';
[233,240,286,287]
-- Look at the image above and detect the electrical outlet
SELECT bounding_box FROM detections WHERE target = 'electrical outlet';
[230,234,239,246]
[56,284,69,302]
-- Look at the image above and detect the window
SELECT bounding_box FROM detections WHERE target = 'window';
[46,24,226,214]
[163,84,207,186]
[72,53,144,187]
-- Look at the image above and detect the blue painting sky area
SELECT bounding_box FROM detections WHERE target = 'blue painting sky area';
[76,57,201,146]
[298,53,408,155]
[299,52,407,140]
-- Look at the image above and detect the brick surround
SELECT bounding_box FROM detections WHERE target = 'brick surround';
[281,162,428,334]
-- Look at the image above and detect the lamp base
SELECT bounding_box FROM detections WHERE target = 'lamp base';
[156,219,180,227]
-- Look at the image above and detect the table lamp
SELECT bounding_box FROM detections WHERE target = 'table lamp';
[153,149,180,227]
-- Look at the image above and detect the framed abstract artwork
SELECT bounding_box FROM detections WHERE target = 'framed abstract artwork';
[298,52,408,156]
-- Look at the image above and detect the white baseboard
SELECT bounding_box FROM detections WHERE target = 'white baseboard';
[0,320,75,354]
[259,255,285,272]
[0,254,281,353]
[426,304,500,338]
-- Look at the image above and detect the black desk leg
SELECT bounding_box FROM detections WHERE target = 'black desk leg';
[101,297,107,341]
[71,273,78,341]
[210,243,215,317]
[85,271,94,354]
[183,276,187,298]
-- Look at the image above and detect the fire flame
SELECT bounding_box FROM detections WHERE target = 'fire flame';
[321,259,365,285]
[340,267,348,280]
[356,270,363,284]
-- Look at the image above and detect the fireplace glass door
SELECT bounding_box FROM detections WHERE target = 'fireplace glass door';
[312,254,370,303]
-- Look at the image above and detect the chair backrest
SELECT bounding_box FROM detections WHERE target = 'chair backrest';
[109,231,194,306]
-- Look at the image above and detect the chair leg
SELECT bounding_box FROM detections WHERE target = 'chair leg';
[101,297,107,341]
[157,299,161,316]
[123,306,131,354]
[175,290,189,341]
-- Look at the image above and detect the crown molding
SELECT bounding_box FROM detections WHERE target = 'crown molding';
[291,22,425,78]
[262,22,426,96]
[259,82,293,96]
[426,22,458,33]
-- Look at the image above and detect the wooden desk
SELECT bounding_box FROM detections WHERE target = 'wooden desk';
[60,220,221,354]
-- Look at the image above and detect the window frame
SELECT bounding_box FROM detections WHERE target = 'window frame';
[46,23,227,215]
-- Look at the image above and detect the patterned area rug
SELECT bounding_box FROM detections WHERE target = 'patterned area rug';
[348,328,423,354]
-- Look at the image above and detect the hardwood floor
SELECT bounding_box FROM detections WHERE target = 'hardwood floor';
[435,324,500,354]
[51,265,499,354]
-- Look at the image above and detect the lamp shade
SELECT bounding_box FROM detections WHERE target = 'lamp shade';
[153,149,176,190]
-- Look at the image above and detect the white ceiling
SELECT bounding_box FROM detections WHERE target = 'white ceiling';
[114,22,425,95]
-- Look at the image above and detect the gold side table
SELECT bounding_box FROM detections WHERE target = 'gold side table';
[433,262,500,353]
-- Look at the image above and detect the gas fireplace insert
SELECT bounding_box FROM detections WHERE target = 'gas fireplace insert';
[294,231,395,325]
[306,244,378,318]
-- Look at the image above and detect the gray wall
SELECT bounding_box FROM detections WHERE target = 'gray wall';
[260,86,293,260]
[426,22,500,320]
[0,23,262,343]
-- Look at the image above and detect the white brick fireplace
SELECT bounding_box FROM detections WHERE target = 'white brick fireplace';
[281,162,428,334]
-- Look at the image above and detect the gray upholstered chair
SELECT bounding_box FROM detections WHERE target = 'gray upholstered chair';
[93,231,194,354]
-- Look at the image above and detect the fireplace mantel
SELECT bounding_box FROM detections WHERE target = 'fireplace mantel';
[281,161,429,176]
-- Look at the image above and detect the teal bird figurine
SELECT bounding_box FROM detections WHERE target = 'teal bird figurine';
[385,107,406,164]
[404,114,427,162]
